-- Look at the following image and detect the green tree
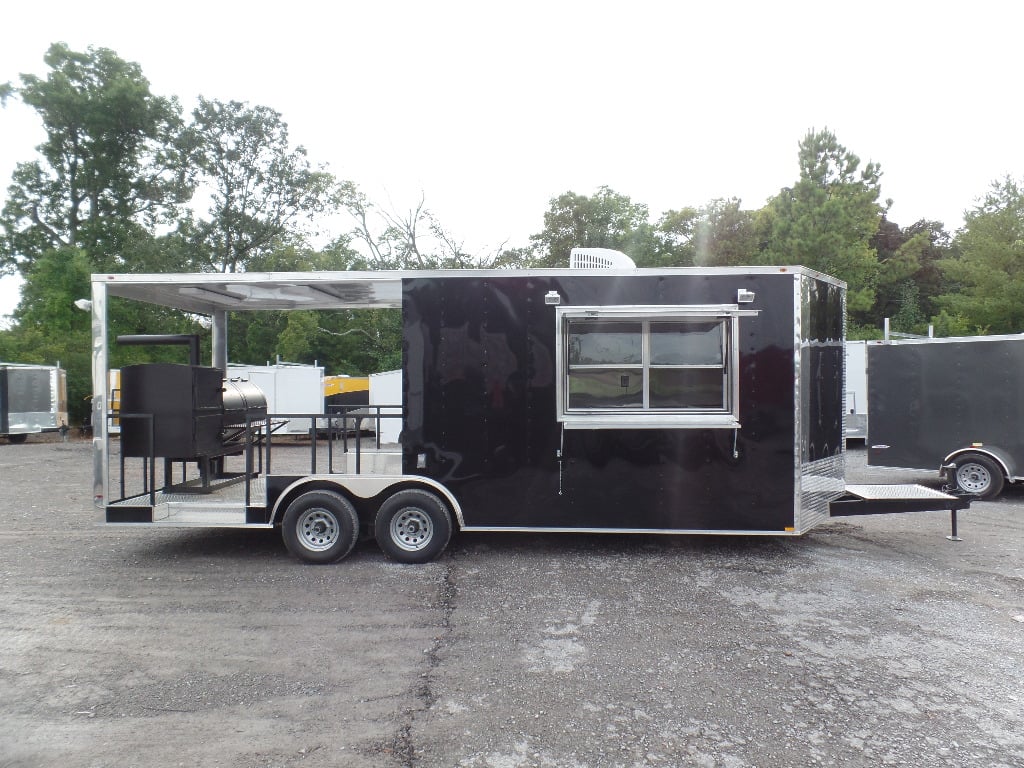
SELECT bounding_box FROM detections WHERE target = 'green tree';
[312,309,402,374]
[528,187,653,267]
[341,186,491,270]
[0,43,189,277]
[183,97,336,273]
[901,219,951,309]
[693,198,759,267]
[646,199,761,268]
[867,216,952,334]
[650,207,699,266]
[759,128,884,314]
[933,176,1024,334]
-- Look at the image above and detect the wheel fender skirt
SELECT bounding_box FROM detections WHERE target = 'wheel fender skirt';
[829,484,974,517]
[943,446,1015,479]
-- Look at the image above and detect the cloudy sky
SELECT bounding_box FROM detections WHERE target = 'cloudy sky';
[1,0,1021,321]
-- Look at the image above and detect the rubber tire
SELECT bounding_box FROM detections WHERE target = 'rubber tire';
[953,453,1005,500]
[281,489,360,564]
[374,489,452,564]
[7,433,27,444]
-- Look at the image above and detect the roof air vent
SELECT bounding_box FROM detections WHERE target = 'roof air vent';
[569,248,636,269]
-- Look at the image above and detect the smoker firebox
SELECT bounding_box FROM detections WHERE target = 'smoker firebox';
[120,363,267,460]
[121,364,224,458]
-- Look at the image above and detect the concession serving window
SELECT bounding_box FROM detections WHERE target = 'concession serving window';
[555,304,757,429]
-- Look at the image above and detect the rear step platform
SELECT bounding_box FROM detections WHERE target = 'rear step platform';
[830,484,974,540]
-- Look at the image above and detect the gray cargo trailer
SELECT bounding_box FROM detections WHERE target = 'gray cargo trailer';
[867,334,1024,499]
[1,363,68,443]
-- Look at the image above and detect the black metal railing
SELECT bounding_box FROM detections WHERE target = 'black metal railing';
[257,405,401,475]
[108,406,404,507]
[109,412,155,506]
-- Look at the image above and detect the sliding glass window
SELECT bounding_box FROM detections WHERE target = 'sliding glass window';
[557,306,746,429]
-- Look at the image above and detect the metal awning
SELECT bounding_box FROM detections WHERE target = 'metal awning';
[94,272,408,314]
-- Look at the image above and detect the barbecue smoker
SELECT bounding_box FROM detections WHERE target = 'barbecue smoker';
[117,335,267,491]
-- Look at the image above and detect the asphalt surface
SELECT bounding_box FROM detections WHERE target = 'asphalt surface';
[0,437,1022,768]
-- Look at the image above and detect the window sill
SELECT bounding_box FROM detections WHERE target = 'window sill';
[559,414,741,430]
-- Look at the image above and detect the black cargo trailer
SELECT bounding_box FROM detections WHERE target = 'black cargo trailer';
[867,334,1024,499]
[88,264,971,563]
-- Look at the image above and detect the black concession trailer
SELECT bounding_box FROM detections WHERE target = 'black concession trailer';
[89,264,971,563]
[867,333,1024,499]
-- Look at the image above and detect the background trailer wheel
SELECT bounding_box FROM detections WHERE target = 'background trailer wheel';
[374,489,452,564]
[282,489,360,564]
[953,453,1005,500]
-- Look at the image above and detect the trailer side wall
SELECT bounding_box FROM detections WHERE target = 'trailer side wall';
[796,276,846,531]
[402,271,843,532]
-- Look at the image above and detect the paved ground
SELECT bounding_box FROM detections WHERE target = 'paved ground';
[1,437,1022,768]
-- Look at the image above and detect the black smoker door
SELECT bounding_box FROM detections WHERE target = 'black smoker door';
[120,364,223,458]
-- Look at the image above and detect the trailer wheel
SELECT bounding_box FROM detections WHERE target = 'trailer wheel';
[7,434,27,444]
[374,489,452,564]
[953,454,1005,499]
[282,490,359,564]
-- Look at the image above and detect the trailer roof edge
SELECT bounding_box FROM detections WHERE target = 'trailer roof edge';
[90,266,843,314]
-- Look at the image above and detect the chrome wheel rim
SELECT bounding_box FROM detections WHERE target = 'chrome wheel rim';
[390,507,433,552]
[956,462,991,494]
[297,508,340,551]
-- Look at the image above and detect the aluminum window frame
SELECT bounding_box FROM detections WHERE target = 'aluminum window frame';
[555,304,754,430]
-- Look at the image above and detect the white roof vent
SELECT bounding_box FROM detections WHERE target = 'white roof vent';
[569,248,636,269]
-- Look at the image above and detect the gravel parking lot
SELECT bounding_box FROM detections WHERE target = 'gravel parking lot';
[1,437,1022,768]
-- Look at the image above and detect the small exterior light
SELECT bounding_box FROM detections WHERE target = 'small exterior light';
[544,291,561,305]
[737,289,755,304]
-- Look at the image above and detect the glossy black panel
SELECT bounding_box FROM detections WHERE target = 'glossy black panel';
[106,506,153,523]
[801,344,845,461]
[402,272,836,532]
[800,279,845,462]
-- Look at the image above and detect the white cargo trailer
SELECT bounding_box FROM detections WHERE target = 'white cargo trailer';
[844,340,868,442]
[226,362,324,436]
[368,369,401,444]
[1,363,68,443]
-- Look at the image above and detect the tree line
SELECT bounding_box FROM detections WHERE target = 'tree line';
[2,44,1022,424]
